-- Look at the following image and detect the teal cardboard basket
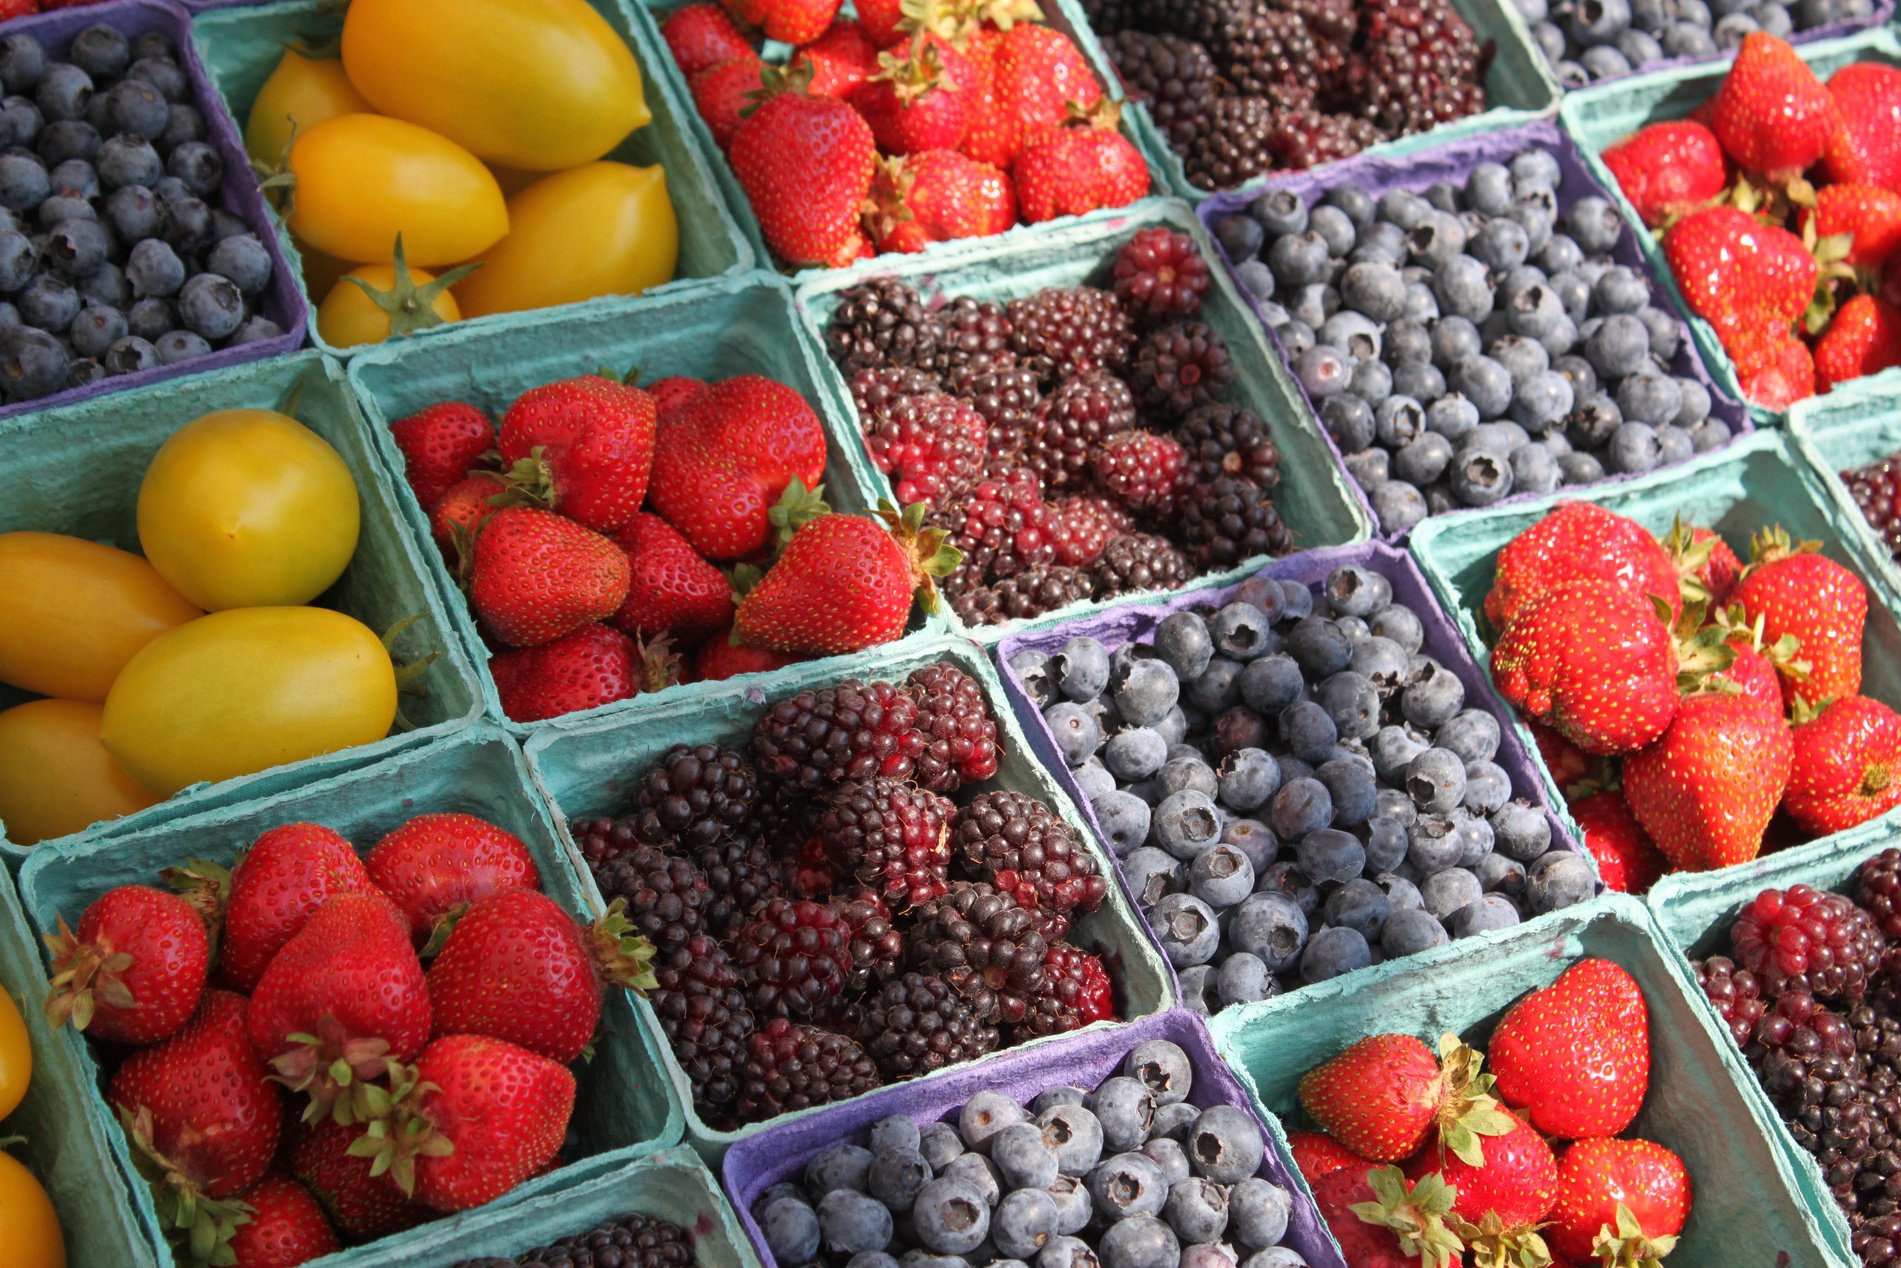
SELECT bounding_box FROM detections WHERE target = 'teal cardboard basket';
[1789,391,1901,611]
[1209,893,1851,1267]
[520,632,1176,1160]
[15,724,685,1268]
[188,0,752,359]
[1561,28,1901,425]
[345,271,924,736]
[791,202,1374,646]
[1408,427,1901,867]
[0,350,483,861]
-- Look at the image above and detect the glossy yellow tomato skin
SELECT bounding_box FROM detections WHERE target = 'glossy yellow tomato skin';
[137,409,360,612]
[101,607,398,798]
[0,987,29,1121]
[0,533,201,701]
[244,48,372,167]
[0,1150,62,1268]
[317,262,462,348]
[454,163,677,318]
[287,115,508,266]
[0,700,157,845]
[341,0,650,171]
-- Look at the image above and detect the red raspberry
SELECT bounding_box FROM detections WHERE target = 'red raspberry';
[1047,494,1136,567]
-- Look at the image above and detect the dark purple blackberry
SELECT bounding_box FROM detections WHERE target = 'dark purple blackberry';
[1111,226,1213,324]
[1078,0,1142,33]
[1179,474,1294,567]
[1105,31,1219,152]
[831,889,905,993]
[750,680,925,790]
[633,744,758,850]
[1185,97,1277,190]
[936,295,1014,381]
[1694,955,1767,1049]
[1006,287,1134,384]
[1860,849,1901,940]
[1048,494,1138,568]
[987,564,1096,623]
[1129,321,1235,421]
[961,365,1044,461]
[574,824,711,952]
[504,1212,696,1268]
[1018,941,1118,1038]
[1282,0,1360,47]
[1145,0,1247,45]
[929,464,1057,585]
[907,663,1001,793]
[692,834,782,933]
[850,365,942,422]
[950,790,1109,939]
[729,898,854,1020]
[1176,401,1283,490]
[906,882,1049,1025]
[1214,5,1327,104]
[861,971,1000,1080]
[1353,0,1490,138]
[649,935,753,1123]
[1029,372,1138,492]
[736,1018,882,1122]
[863,391,990,509]
[1844,460,1901,561]
[814,776,955,910]
[1268,108,1382,169]
[827,278,942,374]
[1092,532,1195,597]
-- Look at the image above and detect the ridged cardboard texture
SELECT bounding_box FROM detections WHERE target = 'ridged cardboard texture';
[0,349,483,860]
[1197,118,1752,543]
[723,1009,1348,1268]
[793,201,1374,645]
[1788,392,1901,616]
[1209,893,1851,1267]
[14,725,684,1268]
[521,633,1176,1160]
[188,0,752,358]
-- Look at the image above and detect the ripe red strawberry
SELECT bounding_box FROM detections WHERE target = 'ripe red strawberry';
[1013,101,1147,223]
[0,0,41,16]
[1312,1165,1465,1268]
[1812,182,1901,267]
[647,375,709,418]
[491,621,640,723]
[1663,207,1816,344]
[1732,326,1817,408]
[752,0,843,45]
[1298,1034,1507,1164]
[1663,517,1743,607]
[44,884,209,1045]
[989,23,1102,153]
[648,375,829,560]
[855,35,975,154]
[607,511,731,641]
[855,0,903,45]
[1600,120,1729,227]
[426,888,656,1064]
[695,626,804,680]
[1710,33,1837,180]
[291,1119,430,1241]
[731,64,877,265]
[1733,526,1867,708]
[1623,689,1793,870]
[1825,61,1901,191]
[793,20,880,97]
[1570,789,1667,895]
[429,474,499,557]
[1547,1138,1690,1265]
[470,507,631,648]
[1287,1130,1373,1186]
[364,812,540,945]
[497,376,656,534]
[958,27,1015,169]
[1413,1107,1558,1228]
[1815,293,1901,391]
[1491,579,1680,757]
[662,2,755,76]
[863,150,1016,254]
[692,55,767,149]
[1783,695,1901,833]
[221,823,376,993]
[733,502,958,655]
[226,1173,340,1268]
[389,402,496,511]
[1530,721,1599,792]
[1489,958,1650,1140]
[247,892,431,1124]
[1483,501,1681,631]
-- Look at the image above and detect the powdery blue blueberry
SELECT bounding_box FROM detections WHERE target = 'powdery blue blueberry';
[1151,892,1221,967]
[819,1189,895,1256]
[1285,617,1351,679]
[1155,790,1223,861]
[1528,850,1595,911]
[941,1153,1000,1206]
[1188,1104,1264,1183]
[1048,1176,1092,1235]
[1408,814,1465,873]
[1228,1178,1292,1251]
[919,1121,964,1171]
[1299,925,1372,982]
[992,1189,1057,1261]
[1217,952,1277,1006]
[1155,613,1214,681]
[1511,442,1563,495]
[1115,660,1180,728]
[1165,1177,1231,1245]
[1251,188,1309,236]
[1325,876,1390,941]
[1216,214,1265,262]
[1045,702,1101,766]
[1607,421,1662,474]
[1369,725,1428,784]
[913,1178,991,1256]
[1448,446,1515,507]
[1491,800,1553,861]
[1420,866,1484,920]
[1124,847,1184,908]
[1406,746,1468,812]
[1222,817,1278,873]
[1230,891,1309,972]
[1087,1149,1167,1217]
[1277,700,1338,765]
[1190,842,1255,907]
[1295,827,1364,884]
[1367,480,1429,535]
[1474,851,1527,896]
[1461,760,1512,814]
[1038,1234,1097,1268]
[1382,906,1451,957]
[1105,727,1168,783]
[1401,662,1465,729]
[1073,759,1115,802]
[1216,746,1280,812]
[1094,790,1152,858]
[1208,602,1276,660]
[809,1143,876,1194]
[1316,757,1377,827]
[762,1195,822,1263]
[1452,893,1524,935]
[990,1121,1059,1190]
[1265,230,1329,286]
[1098,1217,1178,1268]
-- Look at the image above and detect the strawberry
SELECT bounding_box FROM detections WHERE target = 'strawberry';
[226,1173,340,1268]
[957,27,1015,169]
[1812,182,1901,267]
[1297,1033,1510,1164]
[0,0,41,15]
[733,502,958,655]
[1733,326,1817,408]
[856,35,975,154]
[793,21,880,98]
[1531,721,1599,792]
[491,622,640,723]
[220,823,376,993]
[1623,689,1793,870]
[388,402,495,511]
[425,888,656,1064]
[1489,958,1649,1140]
[731,63,877,265]
[1784,695,1901,834]
[662,2,756,76]
[110,990,282,1252]
[1814,292,1901,391]
[470,507,631,648]
[695,626,803,680]
[609,511,732,641]
[1013,100,1147,223]
[648,375,829,560]
[1662,206,1816,344]
[692,55,767,149]
[1570,789,1667,895]
[863,150,1016,254]
[1825,61,1901,192]
[855,0,904,45]
[1483,501,1680,631]
[1287,1130,1372,1186]
[247,892,431,1125]
[1412,1106,1558,1228]
[1662,517,1743,607]
[1547,1138,1691,1265]
[496,376,656,534]
[757,0,843,46]
[647,375,709,418]
[1313,1165,1465,1268]
[363,812,541,945]
[1709,33,1837,180]
[44,884,209,1045]
[1600,120,1729,227]
[989,22,1102,153]
[291,1119,429,1240]
[429,474,500,556]
[1733,525,1867,708]
[1491,579,1680,756]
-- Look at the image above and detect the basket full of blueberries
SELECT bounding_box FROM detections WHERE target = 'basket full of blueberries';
[1514,0,1886,88]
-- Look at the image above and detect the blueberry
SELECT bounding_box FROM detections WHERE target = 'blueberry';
[1189,842,1255,908]
[1222,817,1279,873]
[1358,817,1407,877]
[206,233,273,297]
[41,215,105,277]
[1292,343,1350,399]
[1451,893,1524,935]
[1029,1103,1101,1180]
[1114,660,1179,728]
[1186,1104,1265,1184]
[1104,727,1168,783]
[1400,662,1465,730]
[1098,1216,1178,1268]
[1046,701,1104,767]
[1152,612,1215,680]
[852,1251,902,1268]
[0,151,46,212]
[0,37,42,95]
[1447,446,1515,508]
[67,304,125,361]
[1285,616,1350,679]
[1474,851,1527,896]
[1379,906,1450,957]
[34,63,91,124]
[1366,479,1429,535]
[1251,189,1309,236]
[159,102,205,152]
[1212,952,1274,1006]
[1165,1177,1230,1244]
[102,333,156,375]
[1510,369,1574,433]
[915,1121,964,1173]
[1407,813,1465,874]
[1177,964,1217,1016]
[1089,1148,1168,1219]
[1606,421,1662,475]
[1216,214,1265,262]
[1460,759,1512,815]
[1418,864,1483,919]
[0,323,65,401]
[1348,634,1411,692]
[1216,747,1281,813]
[1055,636,1110,701]
[913,1178,991,1256]
[1315,758,1377,828]
[991,1123,1060,1191]
[1278,701,1337,764]
[1527,850,1595,911]
[819,1188,895,1256]
[1689,418,1732,454]
[1266,231,1330,286]
[1322,876,1389,941]
[941,1153,1001,1207]
[1298,924,1372,981]
[1322,183,1374,227]
[990,1188,1057,1261]
[956,1090,1023,1154]
[762,1195,822,1263]
[1154,790,1223,861]
[1150,892,1221,967]
[1146,1104,1198,1147]
[808,1143,875,1194]
[1047,1176,1094,1238]
[1039,1235,1098,1268]
[1093,788,1154,858]
[1402,746,1465,813]
[1227,658,1296,722]
[1308,204,1357,257]
[1074,759,1116,805]
[861,1115,918,1158]
[1431,253,1493,323]
[1491,800,1553,861]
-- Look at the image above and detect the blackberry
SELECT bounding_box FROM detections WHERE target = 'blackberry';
[1179,474,1294,567]
[634,744,757,850]
[1152,0,1249,45]
[650,935,753,1122]
[1695,955,1767,1049]
[1078,0,1142,34]
[1859,850,1901,940]
[782,832,841,901]
[1105,31,1219,152]
[751,680,925,790]
[1029,371,1139,492]
[1186,98,1278,190]
[1268,109,1382,170]
[1281,0,1359,48]
[951,790,1109,938]
[960,365,1043,458]
[1048,494,1137,568]
[1111,225,1212,324]
[692,834,782,933]
[1007,287,1134,384]
[850,365,941,421]
[504,1212,696,1268]
[1214,5,1326,104]
[907,662,1002,793]
[736,1019,882,1122]
[863,391,989,508]
[937,296,1014,381]
[1095,429,1191,516]
[1844,458,1901,561]
[861,971,1001,1080]
[906,882,1048,1024]
[815,776,956,909]
[1354,0,1489,138]
[1092,532,1195,597]
[827,278,941,374]
[982,564,1096,624]
[1176,402,1283,490]
[831,888,906,993]
[577,826,711,952]
[1130,321,1234,421]
[1017,942,1117,1038]
[1733,885,1885,1004]
[930,464,1057,584]
[729,898,854,1020]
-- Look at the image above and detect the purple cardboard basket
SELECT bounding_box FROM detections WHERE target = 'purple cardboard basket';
[1196,118,1750,544]
[723,1009,1348,1268]
[993,540,1590,1005]
[0,0,303,423]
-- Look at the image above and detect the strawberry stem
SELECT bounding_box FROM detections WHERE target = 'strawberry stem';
[1349,1166,1466,1268]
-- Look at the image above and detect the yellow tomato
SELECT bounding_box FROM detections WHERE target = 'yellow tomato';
[341,0,649,171]
[244,47,372,167]
[295,238,357,302]
[454,162,677,319]
[0,533,201,701]
[101,607,398,798]
[287,114,507,266]
[0,1151,62,1268]
[317,261,463,348]
[137,409,360,612]
[0,987,29,1120]
[0,700,157,845]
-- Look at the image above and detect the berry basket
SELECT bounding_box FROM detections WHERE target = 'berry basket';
[1206,892,1849,1265]
[519,632,1176,1159]
[13,723,685,1268]
[188,0,752,358]
[343,270,912,737]
[993,539,1591,1013]
[0,349,483,861]
[1198,117,1752,543]
[722,1007,1348,1268]
[0,0,304,425]
[793,200,1374,646]
[1789,392,1901,603]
